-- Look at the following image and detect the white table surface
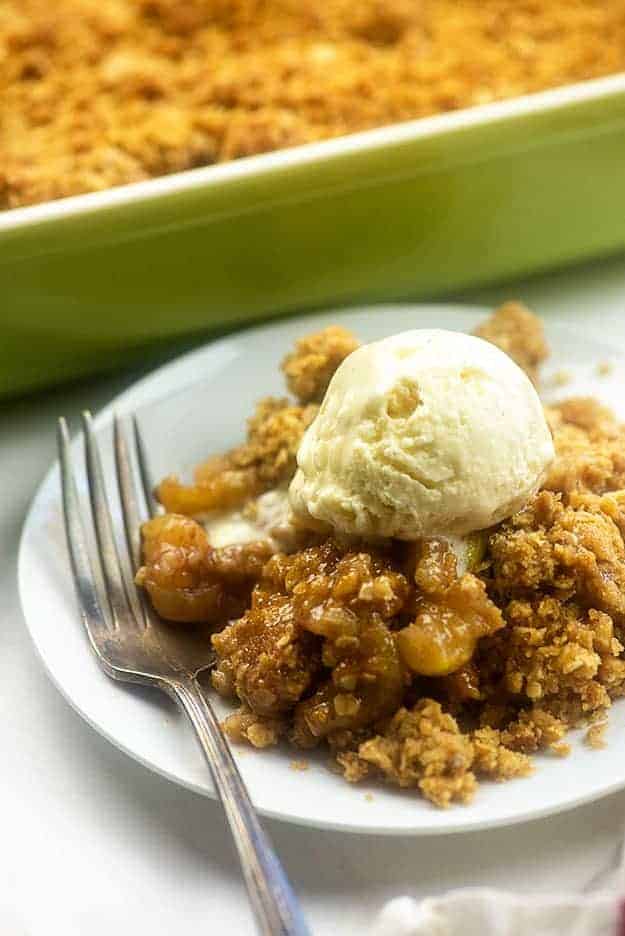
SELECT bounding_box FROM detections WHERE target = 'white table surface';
[5,254,625,936]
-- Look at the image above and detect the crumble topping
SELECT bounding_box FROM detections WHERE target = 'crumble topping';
[281,325,360,404]
[4,2,625,207]
[473,301,549,385]
[136,302,625,807]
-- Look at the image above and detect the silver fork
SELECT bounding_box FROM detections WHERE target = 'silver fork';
[57,411,311,936]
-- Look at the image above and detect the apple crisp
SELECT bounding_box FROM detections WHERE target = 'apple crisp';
[136,301,625,807]
[3,1,625,207]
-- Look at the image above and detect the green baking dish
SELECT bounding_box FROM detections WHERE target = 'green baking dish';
[2,73,625,399]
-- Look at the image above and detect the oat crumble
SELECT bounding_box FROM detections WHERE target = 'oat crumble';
[136,301,625,807]
[3,2,625,207]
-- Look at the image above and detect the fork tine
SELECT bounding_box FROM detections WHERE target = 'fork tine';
[82,411,140,628]
[113,414,146,572]
[132,414,159,518]
[57,417,111,641]
[113,414,158,629]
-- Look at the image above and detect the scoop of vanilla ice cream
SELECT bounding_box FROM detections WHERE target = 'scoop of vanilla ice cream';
[289,329,554,540]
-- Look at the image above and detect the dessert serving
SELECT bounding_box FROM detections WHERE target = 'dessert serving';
[3,1,625,208]
[135,303,625,808]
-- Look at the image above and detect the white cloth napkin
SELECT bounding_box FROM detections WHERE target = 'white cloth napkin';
[375,891,621,936]
[375,826,625,935]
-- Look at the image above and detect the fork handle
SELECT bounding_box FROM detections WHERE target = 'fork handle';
[166,677,311,936]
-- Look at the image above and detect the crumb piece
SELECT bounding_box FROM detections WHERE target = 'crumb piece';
[345,700,477,808]
[472,727,533,780]
[282,326,360,403]
[501,709,569,753]
[550,741,571,757]
[290,759,310,771]
[338,751,371,783]
[474,302,549,384]
[222,706,287,748]
[365,792,374,802]
[597,361,614,377]
[585,721,607,749]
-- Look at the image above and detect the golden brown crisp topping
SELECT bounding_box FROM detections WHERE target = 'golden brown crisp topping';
[489,490,625,622]
[212,590,321,716]
[476,595,622,723]
[281,326,360,404]
[214,540,410,748]
[549,397,619,437]
[471,727,533,780]
[292,612,406,750]
[242,397,319,486]
[474,301,549,383]
[339,700,477,808]
[4,2,625,207]
[500,708,568,753]
[156,397,318,514]
[545,399,625,497]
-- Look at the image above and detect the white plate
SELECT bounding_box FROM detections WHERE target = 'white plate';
[18,303,625,835]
